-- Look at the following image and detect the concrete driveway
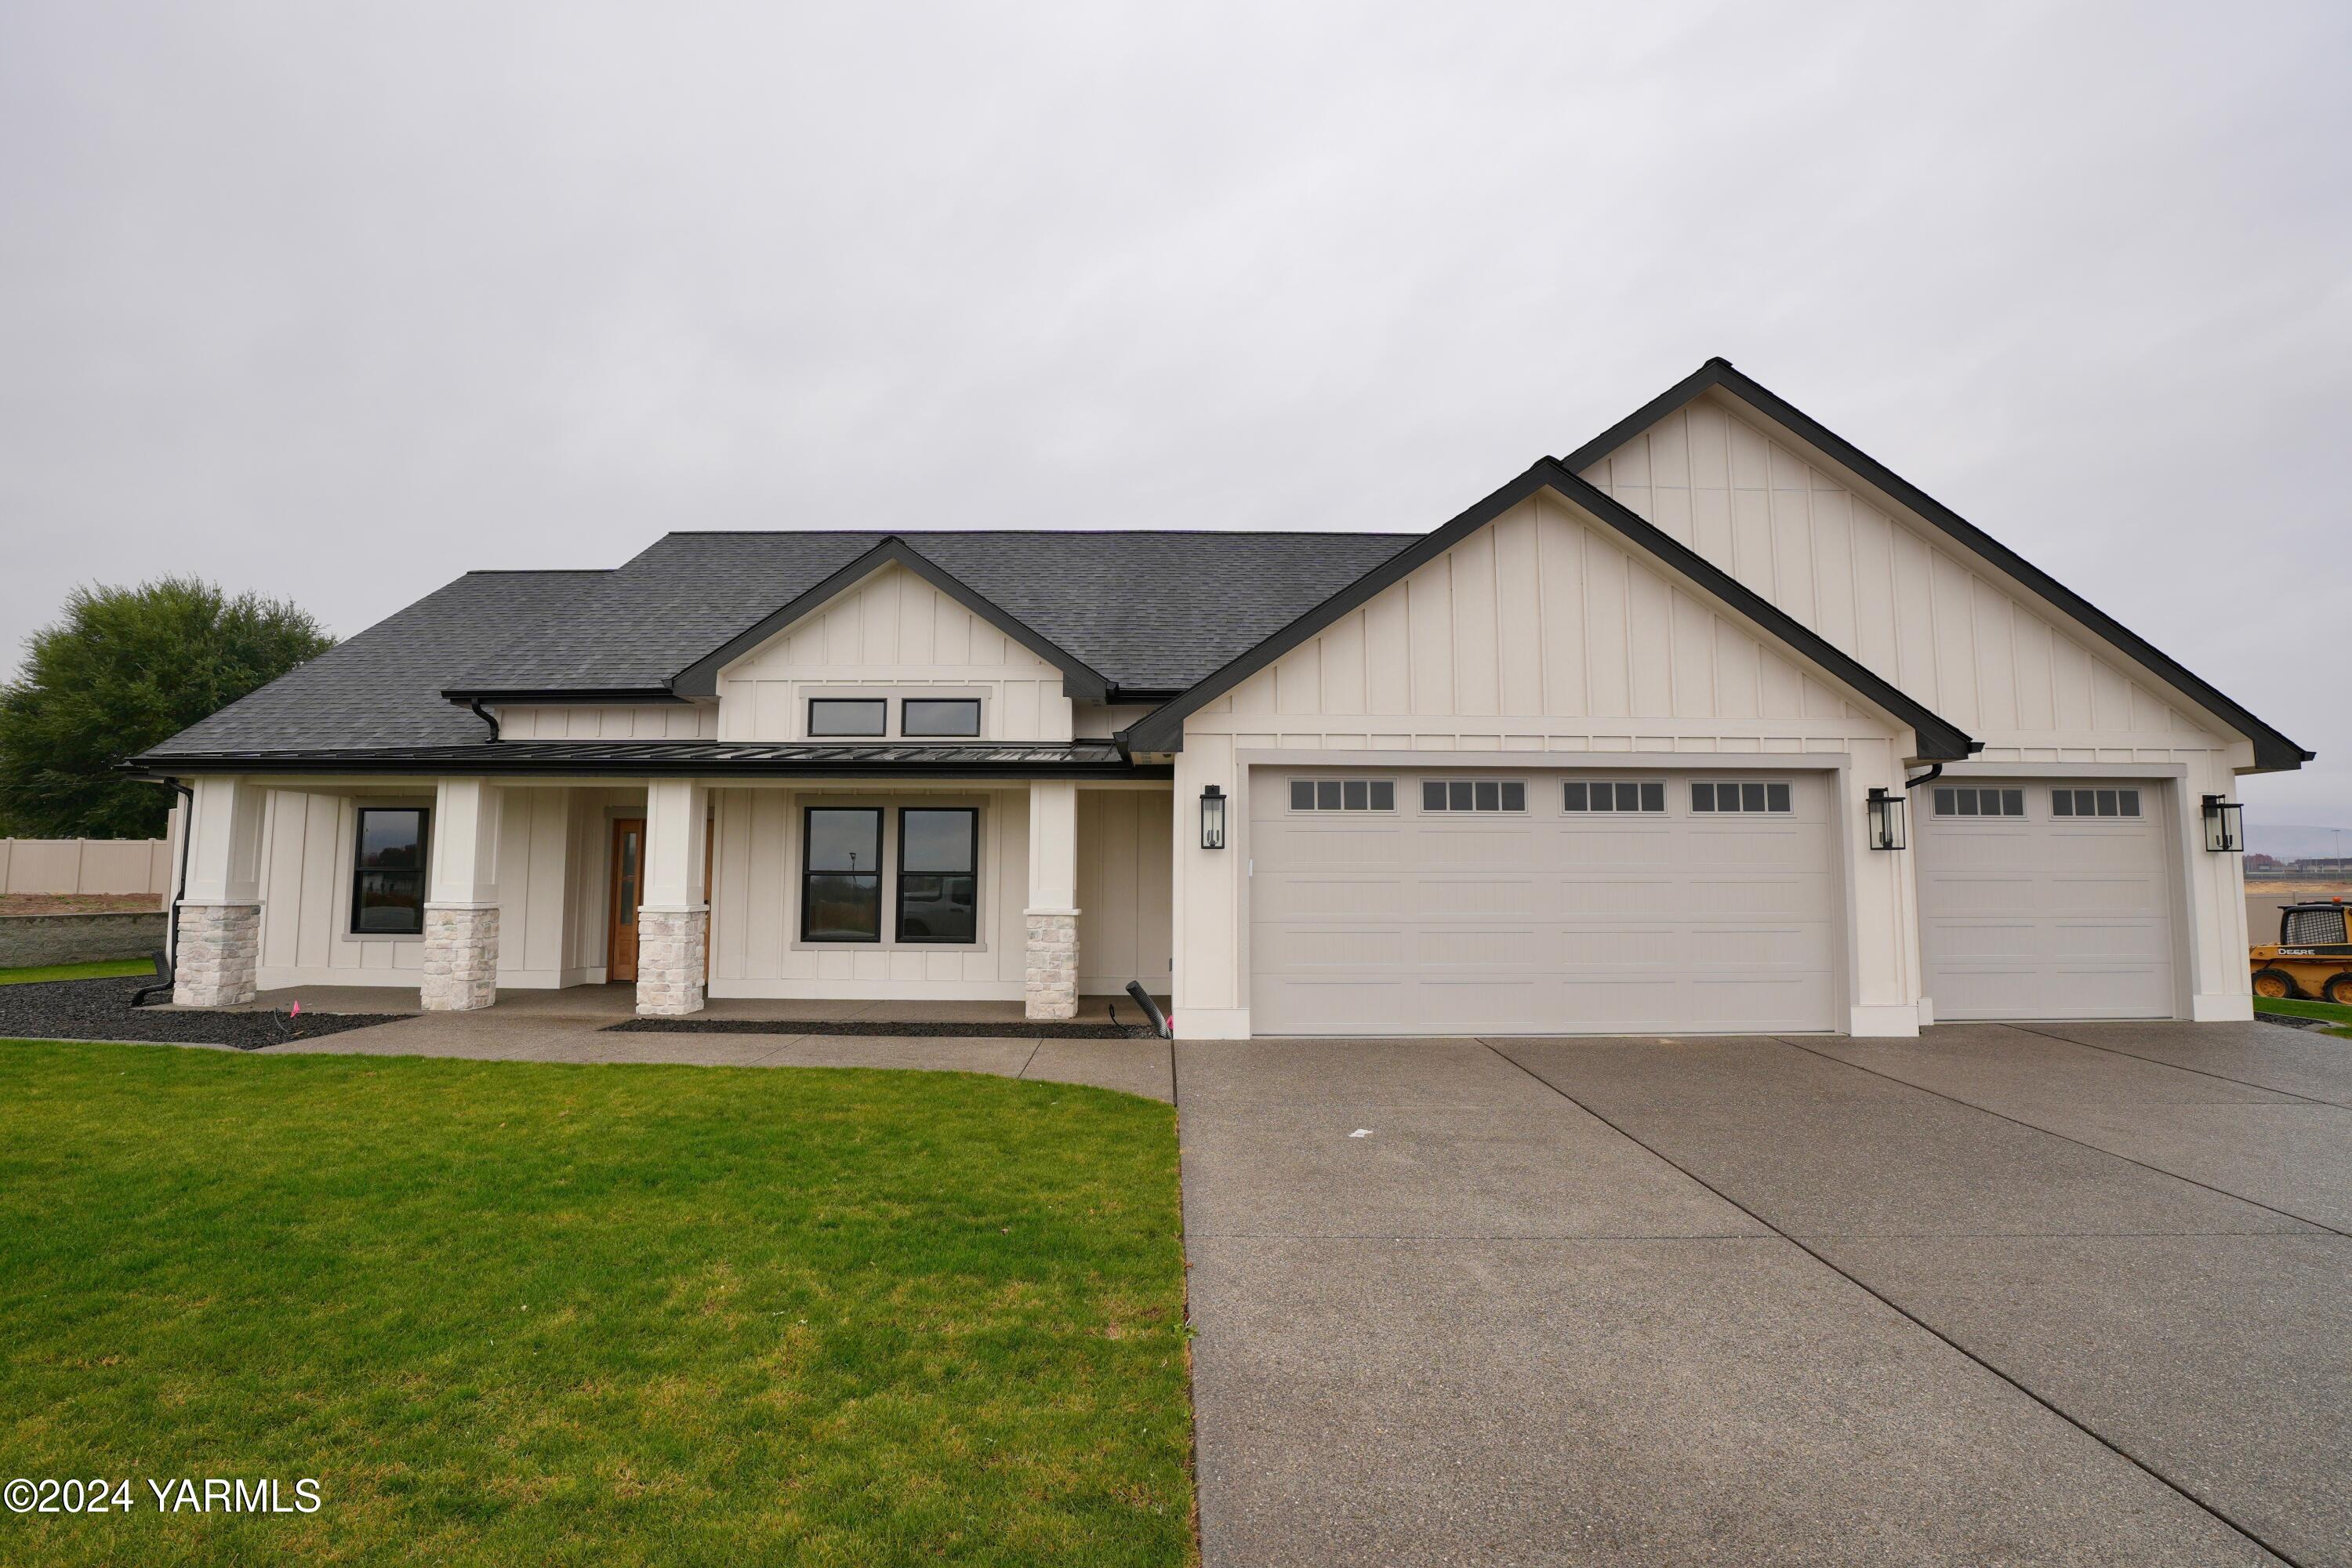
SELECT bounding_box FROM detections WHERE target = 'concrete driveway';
[1178,1022,2352,1567]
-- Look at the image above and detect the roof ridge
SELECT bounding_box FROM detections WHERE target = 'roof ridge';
[650,528,1423,539]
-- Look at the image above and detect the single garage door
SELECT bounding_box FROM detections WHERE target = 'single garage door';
[1915,779,2177,1020]
[1250,769,1839,1035]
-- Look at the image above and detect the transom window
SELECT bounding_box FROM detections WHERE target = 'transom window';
[897,808,978,943]
[1290,779,1396,812]
[902,699,981,738]
[1933,787,2025,818]
[1421,780,1526,813]
[350,807,430,935]
[1565,780,1665,814]
[1690,781,1791,815]
[803,808,884,941]
[2053,787,2141,819]
[808,698,887,737]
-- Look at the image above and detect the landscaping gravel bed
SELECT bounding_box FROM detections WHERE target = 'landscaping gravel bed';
[0,976,406,1048]
[608,1016,1161,1040]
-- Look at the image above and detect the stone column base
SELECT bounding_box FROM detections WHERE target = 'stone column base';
[1025,909,1080,1021]
[422,905,501,1011]
[636,908,709,1016]
[172,902,260,1007]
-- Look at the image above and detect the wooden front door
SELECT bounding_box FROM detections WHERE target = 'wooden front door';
[608,818,645,983]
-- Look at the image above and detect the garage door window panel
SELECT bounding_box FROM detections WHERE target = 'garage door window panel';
[1564,781,1667,814]
[1290,779,1395,812]
[2052,788,2141,819]
[1933,788,2026,818]
[1422,780,1526,812]
[1691,781,1792,815]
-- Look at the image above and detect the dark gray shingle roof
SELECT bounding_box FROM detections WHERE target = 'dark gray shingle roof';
[148,532,1413,758]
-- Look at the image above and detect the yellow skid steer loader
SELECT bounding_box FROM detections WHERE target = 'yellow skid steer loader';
[2251,900,2352,1004]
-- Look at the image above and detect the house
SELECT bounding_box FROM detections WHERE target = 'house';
[132,359,2310,1037]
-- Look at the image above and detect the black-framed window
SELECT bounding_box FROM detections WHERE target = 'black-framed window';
[1933,787,2025,818]
[2052,787,2140,819]
[1565,780,1666,814]
[808,698,887,737]
[803,808,883,941]
[1690,781,1791,815]
[350,807,429,935]
[1289,779,1396,812]
[897,808,978,944]
[1421,780,1526,812]
[902,699,982,738]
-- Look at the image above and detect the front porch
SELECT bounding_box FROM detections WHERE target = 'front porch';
[167,768,1174,1022]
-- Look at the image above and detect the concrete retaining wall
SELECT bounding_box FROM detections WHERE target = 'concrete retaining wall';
[0,912,167,968]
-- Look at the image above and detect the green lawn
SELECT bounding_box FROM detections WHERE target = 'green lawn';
[2256,996,2352,1038]
[0,1042,1196,1566]
[0,957,153,985]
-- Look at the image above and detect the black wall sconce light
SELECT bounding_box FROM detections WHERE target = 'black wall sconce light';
[1200,784,1227,850]
[2201,794,2244,853]
[1866,786,1907,851]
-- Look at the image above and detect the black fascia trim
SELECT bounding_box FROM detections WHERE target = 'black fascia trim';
[1120,463,1978,762]
[440,687,684,705]
[1566,358,2311,771]
[1120,466,1553,753]
[126,752,1168,781]
[667,537,1112,703]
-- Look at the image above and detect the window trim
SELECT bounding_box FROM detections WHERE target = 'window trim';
[894,806,980,946]
[1563,779,1668,815]
[900,698,983,739]
[807,697,889,739]
[349,805,431,937]
[1287,778,1399,813]
[1689,780,1794,815]
[800,805,885,944]
[1420,779,1528,813]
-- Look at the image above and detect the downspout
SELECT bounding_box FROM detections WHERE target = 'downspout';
[468,699,501,742]
[129,779,194,1007]
[1903,763,1945,793]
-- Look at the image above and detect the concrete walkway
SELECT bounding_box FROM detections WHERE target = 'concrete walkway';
[1179,1024,2352,1567]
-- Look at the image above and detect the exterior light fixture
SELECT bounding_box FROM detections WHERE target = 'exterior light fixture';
[2201,794,2244,853]
[1866,786,1907,851]
[1200,785,1228,850]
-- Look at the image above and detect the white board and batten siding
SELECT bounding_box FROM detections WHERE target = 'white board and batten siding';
[1581,388,2247,1019]
[1171,488,1927,1039]
[713,564,1073,743]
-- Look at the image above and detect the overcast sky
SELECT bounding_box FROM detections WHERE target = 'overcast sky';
[3,2,2346,827]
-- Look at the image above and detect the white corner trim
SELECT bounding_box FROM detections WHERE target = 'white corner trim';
[1847,1004,1923,1038]
[1181,1007,1252,1040]
[2190,993,2256,1022]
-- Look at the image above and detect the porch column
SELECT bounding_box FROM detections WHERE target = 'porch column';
[422,778,503,1011]
[173,775,266,1007]
[1025,779,1080,1020]
[637,779,709,1016]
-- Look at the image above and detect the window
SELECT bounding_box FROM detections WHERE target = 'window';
[2051,788,2141,819]
[802,808,883,941]
[1421,779,1526,812]
[1932,787,2025,818]
[897,808,978,943]
[2281,907,2348,946]
[1690,781,1792,815]
[1290,779,1396,812]
[1565,780,1666,814]
[808,698,887,737]
[902,699,981,738]
[350,808,429,935]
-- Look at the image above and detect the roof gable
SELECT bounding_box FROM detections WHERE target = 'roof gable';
[1568,359,2309,771]
[673,538,1108,701]
[1120,462,1978,759]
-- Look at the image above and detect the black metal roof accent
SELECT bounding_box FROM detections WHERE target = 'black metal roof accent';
[662,535,1112,702]
[1120,463,1980,762]
[127,739,1167,780]
[1564,358,2312,772]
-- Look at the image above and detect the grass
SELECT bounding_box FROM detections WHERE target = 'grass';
[0,1042,1196,1566]
[2255,996,2352,1039]
[0,957,154,985]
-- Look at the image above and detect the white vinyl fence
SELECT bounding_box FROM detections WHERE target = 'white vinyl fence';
[0,838,173,898]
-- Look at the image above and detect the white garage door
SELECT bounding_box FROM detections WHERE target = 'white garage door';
[1915,779,2177,1020]
[1249,769,1839,1036]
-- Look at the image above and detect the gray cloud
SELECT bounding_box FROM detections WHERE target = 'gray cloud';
[2,1,2345,822]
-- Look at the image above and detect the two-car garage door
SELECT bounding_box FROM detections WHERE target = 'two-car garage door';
[1250,769,1839,1035]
